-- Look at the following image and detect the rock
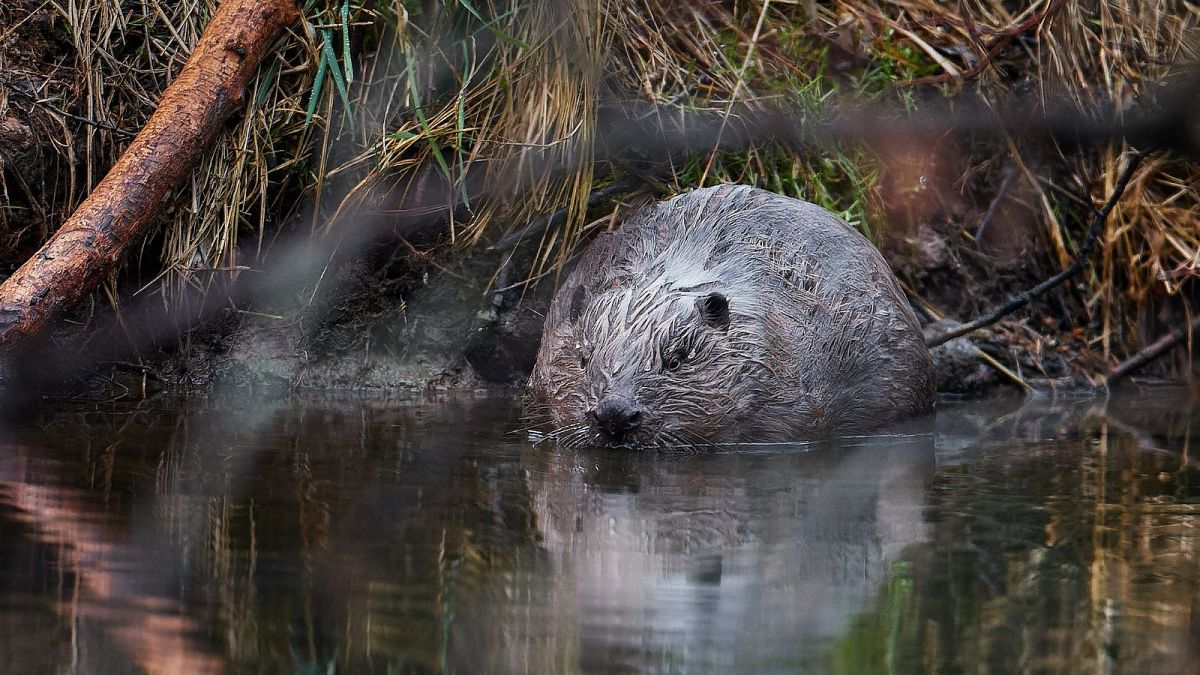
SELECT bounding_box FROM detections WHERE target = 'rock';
[924,319,1001,395]
[0,117,35,160]
[464,288,552,386]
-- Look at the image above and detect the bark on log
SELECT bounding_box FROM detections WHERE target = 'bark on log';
[0,0,299,349]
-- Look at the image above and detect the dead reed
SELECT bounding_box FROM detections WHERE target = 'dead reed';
[1,0,1197,375]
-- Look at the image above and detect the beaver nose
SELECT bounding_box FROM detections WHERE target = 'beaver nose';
[591,396,642,443]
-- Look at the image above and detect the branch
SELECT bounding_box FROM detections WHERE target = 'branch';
[925,148,1151,348]
[1106,312,1200,386]
[900,0,1068,88]
[0,0,299,350]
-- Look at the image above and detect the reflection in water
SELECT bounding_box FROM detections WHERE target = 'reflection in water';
[491,437,933,673]
[0,390,1195,673]
[838,392,1200,675]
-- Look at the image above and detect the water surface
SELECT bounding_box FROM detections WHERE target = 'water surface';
[0,389,1196,673]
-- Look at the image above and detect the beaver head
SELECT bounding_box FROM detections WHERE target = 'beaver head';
[531,273,770,449]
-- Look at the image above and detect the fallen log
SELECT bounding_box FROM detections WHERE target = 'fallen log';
[0,0,299,350]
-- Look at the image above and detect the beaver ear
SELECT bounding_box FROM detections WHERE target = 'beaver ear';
[696,292,730,330]
[568,285,588,324]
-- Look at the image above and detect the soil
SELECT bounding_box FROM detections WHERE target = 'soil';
[0,0,79,275]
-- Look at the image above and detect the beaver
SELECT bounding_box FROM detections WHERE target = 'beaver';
[526,184,934,448]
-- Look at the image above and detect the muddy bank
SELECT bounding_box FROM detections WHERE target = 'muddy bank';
[191,241,555,392]
[121,217,1062,399]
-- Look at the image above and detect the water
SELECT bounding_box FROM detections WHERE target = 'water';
[0,389,1196,673]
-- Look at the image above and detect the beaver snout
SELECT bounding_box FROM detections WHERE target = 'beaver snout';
[589,396,643,445]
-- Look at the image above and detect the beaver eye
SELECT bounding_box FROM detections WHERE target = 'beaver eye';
[580,353,589,368]
[664,350,685,372]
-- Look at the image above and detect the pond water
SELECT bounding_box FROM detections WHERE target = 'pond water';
[0,388,1196,674]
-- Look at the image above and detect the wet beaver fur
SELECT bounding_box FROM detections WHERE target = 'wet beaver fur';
[527,184,934,448]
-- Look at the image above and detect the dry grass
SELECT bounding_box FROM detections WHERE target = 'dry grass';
[0,0,318,304]
[836,0,1200,365]
[350,0,609,276]
[700,0,1200,368]
[2,0,1199,372]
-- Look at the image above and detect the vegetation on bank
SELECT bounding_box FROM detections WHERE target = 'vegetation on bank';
[0,0,1197,387]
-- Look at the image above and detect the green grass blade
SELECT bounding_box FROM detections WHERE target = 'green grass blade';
[456,0,530,49]
[254,61,280,106]
[405,50,452,181]
[303,46,329,130]
[321,29,353,129]
[341,0,354,84]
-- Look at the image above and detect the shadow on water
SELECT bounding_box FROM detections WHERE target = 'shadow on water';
[0,388,1195,673]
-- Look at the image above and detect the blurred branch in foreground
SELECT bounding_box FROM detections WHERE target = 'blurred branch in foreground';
[3,70,1198,390]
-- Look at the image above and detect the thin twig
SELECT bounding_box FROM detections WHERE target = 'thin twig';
[975,165,1016,244]
[899,0,1067,88]
[956,0,989,74]
[926,147,1151,348]
[7,86,138,138]
[698,0,771,185]
[975,348,1032,391]
[1106,312,1200,386]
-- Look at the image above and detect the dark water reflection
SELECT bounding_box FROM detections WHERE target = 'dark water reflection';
[0,389,1196,673]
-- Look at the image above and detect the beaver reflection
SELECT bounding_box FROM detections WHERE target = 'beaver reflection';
[453,434,936,672]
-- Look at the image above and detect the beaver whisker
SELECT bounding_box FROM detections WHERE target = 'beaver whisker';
[549,422,589,445]
[658,430,692,450]
[554,429,579,449]
[556,423,597,450]
[536,422,581,448]
[567,429,601,451]
[664,427,715,451]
